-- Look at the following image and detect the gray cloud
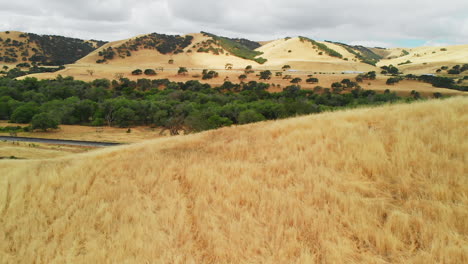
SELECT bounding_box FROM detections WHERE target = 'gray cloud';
[0,0,467,47]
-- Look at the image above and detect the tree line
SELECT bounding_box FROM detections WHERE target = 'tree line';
[0,76,415,133]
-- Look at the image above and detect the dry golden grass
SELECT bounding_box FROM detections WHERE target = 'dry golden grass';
[1,97,467,263]
[0,141,89,160]
[0,122,164,143]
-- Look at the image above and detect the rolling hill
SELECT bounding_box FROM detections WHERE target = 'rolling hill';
[1,97,467,263]
[377,45,468,74]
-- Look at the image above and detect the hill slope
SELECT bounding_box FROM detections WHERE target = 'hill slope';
[1,97,467,263]
[377,45,468,74]
[0,31,106,66]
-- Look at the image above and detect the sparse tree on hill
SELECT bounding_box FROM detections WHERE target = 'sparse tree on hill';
[144,69,157,75]
[291,77,302,84]
[225,63,233,70]
[245,65,254,74]
[168,59,174,64]
[275,72,283,77]
[178,67,188,75]
[238,74,247,82]
[282,65,291,71]
[131,69,143,75]
[86,69,94,76]
[259,70,272,80]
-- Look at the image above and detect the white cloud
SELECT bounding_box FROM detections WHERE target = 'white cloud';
[0,0,467,46]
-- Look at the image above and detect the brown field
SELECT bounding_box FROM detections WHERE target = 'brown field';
[1,97,467,263]
[21,67,467,97]
[0,141,91,160]
[0,121,164,143]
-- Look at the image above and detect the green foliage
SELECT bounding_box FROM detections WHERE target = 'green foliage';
[96,33,193,62]
[10,103,39,123]
[31,112,59,131]
[201,32,267,64]
[357,71,376,80]
[132,69,143,75]
[386,77,402,85]
[26,33,106,65]
[380,65,400,75]
[259,70,272,80]
[238,110,266,124]
[306,77,319,83]
[401,50,410,56]
[178,67,188,75]
[398,60,412,66]
[417,75,467,91]
[0,75,415,133]
[299,37,343,58]
[324,40,382,65]
[290,77,302,84]
[202,70,218,80]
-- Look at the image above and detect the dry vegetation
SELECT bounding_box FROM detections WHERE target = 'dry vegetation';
[0,141,90,160]
[0,97,467,263]
[0,122,164,143]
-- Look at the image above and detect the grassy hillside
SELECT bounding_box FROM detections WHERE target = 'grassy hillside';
[95,33,194,63]
[202,32,267,64]
[325,40,383,66]
[0,31,106,66]
[1,97,467,263]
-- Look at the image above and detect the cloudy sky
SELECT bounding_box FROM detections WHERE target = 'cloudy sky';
[1,0,467,47]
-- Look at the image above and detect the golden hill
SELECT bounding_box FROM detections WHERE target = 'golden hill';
[377,45,468,74]
[257,37,375,71]
[1,97,467,263]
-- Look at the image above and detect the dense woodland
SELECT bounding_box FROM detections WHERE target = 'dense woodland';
[0,32,106,65]
[0,76,416,133]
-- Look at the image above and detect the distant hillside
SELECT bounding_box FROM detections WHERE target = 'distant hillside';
[201,31,267,64]
[375,45,468,74]
[325,40,383,66]
[1,97,466,263]
[0,31,107,66]
[94,33,194,63]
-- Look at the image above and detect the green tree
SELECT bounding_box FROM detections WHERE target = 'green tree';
[114,107,136,127]
[131,69,142,75]
[238,74,247,82]
[10,103,39,123]
[31,113,59,131]
[291,77,302,84]
[144,69,157,75]
[178,67,188,75]
[259,70,272,80]
[306,77,319,84]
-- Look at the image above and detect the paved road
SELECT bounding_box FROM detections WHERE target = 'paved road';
[0,136,122,147]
